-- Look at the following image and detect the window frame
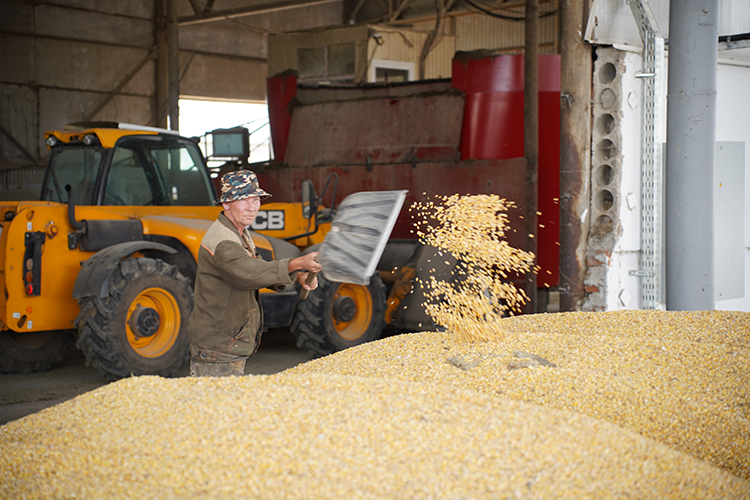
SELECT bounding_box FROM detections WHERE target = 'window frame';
[297,43,357,83]
[368,59,415,83]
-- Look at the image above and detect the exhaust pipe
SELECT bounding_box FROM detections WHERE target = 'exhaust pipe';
[65,185,85,231]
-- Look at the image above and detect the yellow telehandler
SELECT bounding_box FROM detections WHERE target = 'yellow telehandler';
[0,122,387,380]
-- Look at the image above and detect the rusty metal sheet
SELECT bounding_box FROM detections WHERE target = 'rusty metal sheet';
[255,158,528,247]
[283,92,465,168]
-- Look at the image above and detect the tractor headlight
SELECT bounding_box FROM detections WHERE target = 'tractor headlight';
[82,134,100,146]
[45,136,60,147]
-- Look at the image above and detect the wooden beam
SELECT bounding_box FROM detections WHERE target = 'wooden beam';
[178,0,341,26]
[524,0,539,312]
[203,0,217,14]
[347,0,370,23]
[188,0,203,15]
[386,0,557,24]
[389,0,413,22]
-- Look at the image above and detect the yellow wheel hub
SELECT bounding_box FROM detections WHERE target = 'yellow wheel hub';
[332,284,373,341]
[126,287,180,357]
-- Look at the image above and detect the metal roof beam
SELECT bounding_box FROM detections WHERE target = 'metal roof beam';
[178,0,341,26]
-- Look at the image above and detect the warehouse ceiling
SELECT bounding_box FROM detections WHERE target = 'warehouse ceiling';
[0,0,557,170]
[1,0,747,172]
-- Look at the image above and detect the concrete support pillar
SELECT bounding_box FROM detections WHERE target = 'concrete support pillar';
[558,0,591,311]
[155,0,169,129]
[166,0,180,131]
[665,0,718,310]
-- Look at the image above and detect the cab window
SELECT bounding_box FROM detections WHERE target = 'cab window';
[41,147,102,204]
[105,137,214,206]
[104,147,154,205]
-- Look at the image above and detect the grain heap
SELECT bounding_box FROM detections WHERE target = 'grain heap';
[289,310,750,483]
[1,368,748,499]
[2,193,748,498]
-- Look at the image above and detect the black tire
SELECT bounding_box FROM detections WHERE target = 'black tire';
[75,257,193,381]
[0,330,75,374]
[291,273,387,356]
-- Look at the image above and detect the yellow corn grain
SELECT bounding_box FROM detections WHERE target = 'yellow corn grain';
[398,195,748,479]
[1,363,748,499]
[290,310,750,482]
[1,194,747,498]
[411,194,535,334]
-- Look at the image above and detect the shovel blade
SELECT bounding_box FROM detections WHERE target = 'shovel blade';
[319,190,407,285]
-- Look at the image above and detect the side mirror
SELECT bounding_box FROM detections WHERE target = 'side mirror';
[301,180,317,219]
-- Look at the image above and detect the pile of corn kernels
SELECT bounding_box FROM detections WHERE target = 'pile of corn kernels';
[1,194,748,498]
[2,330,749,500]
[289,310,750,483]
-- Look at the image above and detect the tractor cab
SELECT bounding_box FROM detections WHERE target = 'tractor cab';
[42,122,215,207]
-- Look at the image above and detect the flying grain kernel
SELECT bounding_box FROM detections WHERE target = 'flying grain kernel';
[412,194,535,341]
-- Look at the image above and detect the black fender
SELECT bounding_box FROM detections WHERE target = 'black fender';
[72,241,177,299]
[143,235,199,286]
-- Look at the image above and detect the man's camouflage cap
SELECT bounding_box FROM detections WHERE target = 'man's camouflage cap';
[215,170,271,204]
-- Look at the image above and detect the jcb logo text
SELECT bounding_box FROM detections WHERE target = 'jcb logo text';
[251,210,284,230]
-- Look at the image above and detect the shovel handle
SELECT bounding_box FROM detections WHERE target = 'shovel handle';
[299,271,318,300]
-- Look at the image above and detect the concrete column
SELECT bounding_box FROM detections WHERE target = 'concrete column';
[155,0,169,129]
[558,0,591,311]
[166,0,180,131]
[665,0,718,310]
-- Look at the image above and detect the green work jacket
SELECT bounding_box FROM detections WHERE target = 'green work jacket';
[188,212,296,362]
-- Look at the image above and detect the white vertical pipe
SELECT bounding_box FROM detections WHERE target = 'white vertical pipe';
[665,0,718,310]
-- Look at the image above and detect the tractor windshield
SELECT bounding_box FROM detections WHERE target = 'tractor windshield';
[41,135,215,206]
[41,146,103,204]
[103,137,214,206]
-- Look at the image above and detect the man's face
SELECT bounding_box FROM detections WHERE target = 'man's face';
[223,196,261,230]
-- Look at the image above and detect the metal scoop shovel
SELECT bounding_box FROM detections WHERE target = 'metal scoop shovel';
[300,189,408,298]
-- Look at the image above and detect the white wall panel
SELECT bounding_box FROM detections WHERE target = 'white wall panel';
[606,47,750,312]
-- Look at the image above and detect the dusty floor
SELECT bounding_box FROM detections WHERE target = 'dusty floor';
[0,328,314,426]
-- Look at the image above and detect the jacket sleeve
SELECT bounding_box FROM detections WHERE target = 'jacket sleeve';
[208,240,297,290]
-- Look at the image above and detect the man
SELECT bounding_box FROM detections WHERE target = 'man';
[188,170,322,377]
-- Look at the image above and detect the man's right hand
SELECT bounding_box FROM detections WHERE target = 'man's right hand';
[296,272,318,291]
[288,251,323,274]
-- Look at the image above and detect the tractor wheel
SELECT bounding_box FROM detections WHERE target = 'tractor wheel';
[291,273,387,356]
[75,257,192,381]
[0,330,75,374]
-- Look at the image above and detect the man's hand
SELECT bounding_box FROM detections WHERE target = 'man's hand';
[288,251,323,274]
[296,272,318,291]
[289,252,323,291]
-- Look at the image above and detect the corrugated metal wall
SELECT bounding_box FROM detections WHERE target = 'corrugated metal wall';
[268,5,562,82]
[269,24,456,82]
[457,4,559,54]
[411,2,560,54]
[0,167,45,200]
[366,27,456,80]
